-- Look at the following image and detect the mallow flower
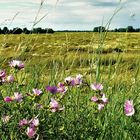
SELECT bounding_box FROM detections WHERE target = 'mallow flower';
[7,75,14,83]
[0,70,6,78]
[0,77,6,85]
[0,70,6,85]
[91,93,108,110]
[98,104,105,110]
[64,76,75,86]
[57,83,67,93]
[33,88,42,96]
[31,118,39,127]
[100,93,108,104]
[9,60,24,69]
[26,126,36,138]
[19,119,29,127]
[64,74,83,86]
[75,74,83,85]
[91,83,103,91]
[50,98,64,112]
[13,92,23,102]
[46,86,58,94]
[4,96,13,102]
[91,96,98,102]
[124,100,135,116]
[19,117,39,138]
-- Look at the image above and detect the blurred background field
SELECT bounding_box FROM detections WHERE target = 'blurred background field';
[0,32,140,85]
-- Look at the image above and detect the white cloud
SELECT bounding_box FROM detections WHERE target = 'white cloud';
[0,0,139,30]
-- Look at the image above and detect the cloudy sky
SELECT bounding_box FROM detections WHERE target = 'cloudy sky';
[0,0,139,30]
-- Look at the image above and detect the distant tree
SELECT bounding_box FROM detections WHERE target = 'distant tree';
[45,28,54,33]
[23,28,30,34]
[32,27,44,34]
[3,27,9,34]
[126,26,135,32]
[13,27,23,34]
[135,28,140,32]
[0,28,1,34]
[93,27,99,32]
[114,28,118,32]
[118,28,126,32]
[93,26,105,32]
[9,29,13,34]
[0,26,56,34]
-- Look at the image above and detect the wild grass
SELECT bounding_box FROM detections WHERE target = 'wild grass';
[0,31,140,139]
[0,32,140,77]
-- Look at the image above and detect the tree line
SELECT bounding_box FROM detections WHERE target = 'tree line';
[0,27,55,34]
[0,26,139,34]
[93,26,140,32]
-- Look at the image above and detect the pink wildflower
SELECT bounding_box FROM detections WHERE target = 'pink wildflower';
[91,93,108,110]
[58,83,65,87]
[7,75,14,83]
[124,100,135,116]
[13,92,23,102]
[57,83,67,93]
[0,77,6,85]
[98,104,105,110]
[50,98,64,112]
[75,74,83,85]
[50,98,59,112]
[65,76,75,86]
[101,94,108,104]
[31,118,39,127]
[0,70,6,78]
[91,96,98,102]
[0,70,6,85]
[91,83,103,91]
[33,88,42,96]
[46,86,58,94]
[9,60,24,69]
[26,126,36,138]
[4,96,13,102]
[19,119,29,126]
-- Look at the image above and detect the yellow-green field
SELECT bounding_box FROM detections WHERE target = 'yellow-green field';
[0,32,140,84]
[0,32,140,139]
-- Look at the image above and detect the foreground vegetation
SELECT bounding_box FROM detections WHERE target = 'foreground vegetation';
[0,32,140,139]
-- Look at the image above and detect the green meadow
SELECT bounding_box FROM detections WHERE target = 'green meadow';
[0,32,140,139]
[0,32,140,82]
